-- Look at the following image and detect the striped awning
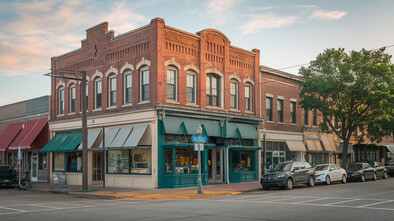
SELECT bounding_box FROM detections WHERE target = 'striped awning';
[321,133,337,152]
[306,139,323,152]
[286,140,307,152]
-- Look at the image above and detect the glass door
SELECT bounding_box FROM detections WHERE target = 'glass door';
[30,152,38,182]
[93,152,103,181]
[208,149,224,184]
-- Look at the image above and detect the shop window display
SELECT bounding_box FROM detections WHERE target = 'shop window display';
[107,150,130,174]
[165,148,173,174]
[232,151,253,171]
[54,153,65,171]
[131,148,151,174]
[165,148,201,174]
[67,152,82,172]
[107,149,152,174]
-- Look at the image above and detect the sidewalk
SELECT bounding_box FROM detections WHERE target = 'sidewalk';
[31,181,262,200]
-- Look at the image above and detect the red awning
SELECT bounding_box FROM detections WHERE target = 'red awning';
[0,122,24,151]
[8,119,48,151]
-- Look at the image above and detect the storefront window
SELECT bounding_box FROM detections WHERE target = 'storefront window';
[175,148,200,174]
[7,152,18,168]
[232,151,253,171]
[66,152,82,172]
[54,153,65,171]
[165,148,173,174]
[130,148,151,174]
[107,150,129,174]
[38,153,47,170]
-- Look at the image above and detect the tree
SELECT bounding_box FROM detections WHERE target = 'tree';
[299,48,393,169]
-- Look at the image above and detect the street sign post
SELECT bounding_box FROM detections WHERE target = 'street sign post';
[193,125,206,194]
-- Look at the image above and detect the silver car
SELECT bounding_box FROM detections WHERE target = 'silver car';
[314,164,347,185]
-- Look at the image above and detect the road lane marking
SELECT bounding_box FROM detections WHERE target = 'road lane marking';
[266,197,303,202]
[353,190,394,198]
[0,206,26,212]
[358,200,393,208]
[325,199,360,205]
[296,197,330,204]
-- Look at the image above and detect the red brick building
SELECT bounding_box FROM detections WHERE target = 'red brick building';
[44,18,263,188]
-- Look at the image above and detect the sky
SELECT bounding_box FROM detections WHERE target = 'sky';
[0,0,393,106]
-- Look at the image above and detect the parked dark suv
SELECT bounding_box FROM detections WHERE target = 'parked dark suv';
[260,161,316,190]
[0,165,16,187]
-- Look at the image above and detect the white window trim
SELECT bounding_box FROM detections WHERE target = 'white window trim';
[245,84,253,112]
[166,67,178,102]
[186,72,197,104]
[140,66,150,102]
[206,73,223,108]
[69,85,76,114]
[108,75,117,107]
[94,79,102,110]
[230,80,238,110]
[58,87,64,116]
[124,70,133,105]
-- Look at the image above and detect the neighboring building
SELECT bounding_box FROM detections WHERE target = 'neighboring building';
[0,96,50,182]
[42,18,263,189]
[259,66,337,168]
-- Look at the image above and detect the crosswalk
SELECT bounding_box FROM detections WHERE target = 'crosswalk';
[0,200,138,216]
[207,194,394,211]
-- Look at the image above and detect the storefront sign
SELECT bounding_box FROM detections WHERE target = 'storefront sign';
[192,135,207,143]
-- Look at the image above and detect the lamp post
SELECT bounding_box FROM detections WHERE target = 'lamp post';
[196,124,203,194]
[262,128,267,175]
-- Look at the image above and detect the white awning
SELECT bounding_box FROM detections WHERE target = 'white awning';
[124,124,149,148]
[77,129,102,150]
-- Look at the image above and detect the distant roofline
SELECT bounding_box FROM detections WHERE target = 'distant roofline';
[0,95,50,108]
[260,65,303,82]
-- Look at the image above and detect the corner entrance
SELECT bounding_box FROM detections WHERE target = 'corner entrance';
[208,148,225,184]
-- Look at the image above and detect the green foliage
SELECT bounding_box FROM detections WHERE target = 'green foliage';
[299,48,393,144]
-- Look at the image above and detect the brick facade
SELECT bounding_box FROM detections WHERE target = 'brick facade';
[51,18,260,121]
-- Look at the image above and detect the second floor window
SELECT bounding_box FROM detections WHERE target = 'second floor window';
[206,74,220,106]
[266,97,273,121]
[109,77,116,106]
[277,99,283,122]
[59,88,64,114]
[187,73,196,103]
[312,109,317,126]
[230,81,238,109]
[245,85,252,111]
[167,68,177,100]
[125,72,132,104]
[95,80,102,109]
[290,101,296,124]
[141,68,149,101]
[70,86,76,113]
[304,108,309,125]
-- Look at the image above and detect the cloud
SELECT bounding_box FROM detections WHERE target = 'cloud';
[0,0,147,76]
[310,9,347,20]
[206,0,243,25]
[241,13,299,34]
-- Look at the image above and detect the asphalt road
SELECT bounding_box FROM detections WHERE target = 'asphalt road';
[1,177,394,221]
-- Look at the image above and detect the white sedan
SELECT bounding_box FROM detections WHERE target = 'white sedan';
[314,164,347,185]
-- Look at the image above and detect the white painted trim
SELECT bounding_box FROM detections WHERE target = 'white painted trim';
[164,57,181,70]
[120,62,134,74]
[184,64,200,74]
[205,67,223,77]
[290,98,297,102]
[136,57,151,70]
[67,80,77,87]
[243,77,255,85]
[105,66,119,77]
[92,70,103,80]
[277,95,284,100]
[229,73,241,82]
[56,81,65,89]
[266,93,273,98]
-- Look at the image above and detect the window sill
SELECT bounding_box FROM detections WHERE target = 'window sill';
[245,110,254,114]
[277,122,285,124]
[93,108,102,112]
[138,100,150,105]
[186,103,199,107]
[206,105,224,110]
[291,123,297,126]
[107,106,117,110]
[69,112,76,115]
[122,103,133,107]
[266,121,274,124]
[57,114,64,117]
[166,99,180,104]
[230,108,240,112]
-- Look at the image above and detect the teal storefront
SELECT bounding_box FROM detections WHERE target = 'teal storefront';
[158,115,260,188]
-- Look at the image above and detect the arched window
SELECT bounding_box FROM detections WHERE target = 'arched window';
[206,74,220,106]
[124,70,132,104]
[186,72,196,104]
[245,84,252,111]
[230,81,238,109]
[95,79,102,109]
[59,87,64,115]
[69,84,76,113]
[108,74,117,107]
[140,66,149,102]
[167,67,178,101]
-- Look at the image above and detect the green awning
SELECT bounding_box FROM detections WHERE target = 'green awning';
[182,118,203,135]
[40,131,82,153]
[226,123,258,139]
[162,116,183,134]
[201,120,221,137]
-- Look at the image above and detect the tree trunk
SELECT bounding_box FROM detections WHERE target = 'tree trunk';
[341,140,350,169]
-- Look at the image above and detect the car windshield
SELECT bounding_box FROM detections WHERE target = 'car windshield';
[348,164,362,170]
[315,165,329,171]
[272,163,292,172]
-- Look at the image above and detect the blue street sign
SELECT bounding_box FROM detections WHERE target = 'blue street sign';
[192,135,207,143]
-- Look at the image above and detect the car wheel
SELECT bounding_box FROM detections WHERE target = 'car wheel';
[360,174,365,182]
[307,175,315,187]
[373,173,377,181]
[383,172,388,179]
[325,176,331,185]
[341,175,347,184]
[263,186,270,190]
[285,178,293,190]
